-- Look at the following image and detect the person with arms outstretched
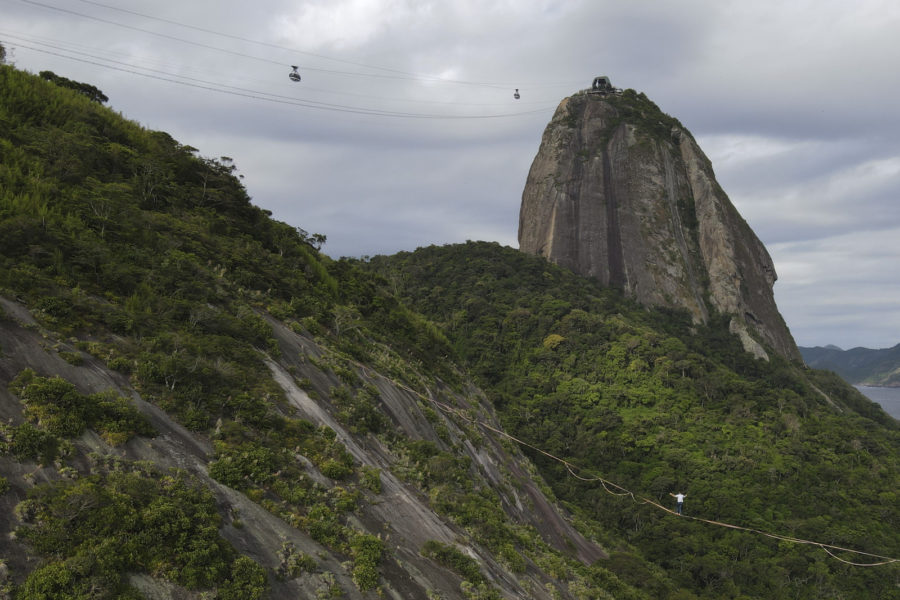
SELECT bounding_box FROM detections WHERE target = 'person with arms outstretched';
[669,492,686,515]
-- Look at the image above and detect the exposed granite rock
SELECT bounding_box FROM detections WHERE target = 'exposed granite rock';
[0,296,604,600]
[518,90,800,361]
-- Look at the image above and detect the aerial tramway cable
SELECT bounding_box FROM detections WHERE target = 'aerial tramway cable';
[1,29,548,109]
[8,40,556,119]
[19,0,564,91]
[64,0,581,90]
[67,0,543,88]
[7,0,571,118]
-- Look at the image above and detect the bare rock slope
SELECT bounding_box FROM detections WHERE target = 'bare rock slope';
[519,89,799,361]
[0,296,604,599]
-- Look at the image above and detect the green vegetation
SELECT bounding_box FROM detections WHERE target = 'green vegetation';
[568,88,685,145]
[39,70,108,104]
[11,369,154,446]
[3,61,898,599]
[0,65,453,417]
[0,64,468,596]
[15,462,267,599]
[609,89,684,141]
[207,415,385,582]
[422,540,489,586]
[367,241,900,600]
[422,540,503,600]
[349,533,384,591]
[1,370,154,468]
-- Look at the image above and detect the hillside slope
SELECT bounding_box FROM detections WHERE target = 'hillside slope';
[0,295,620,599]
[0,65,649,599]
[366,241,900,599]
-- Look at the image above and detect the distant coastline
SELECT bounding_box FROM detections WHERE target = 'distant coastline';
[800,343,900,388]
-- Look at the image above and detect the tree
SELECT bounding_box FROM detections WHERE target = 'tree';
[39,70,108,103]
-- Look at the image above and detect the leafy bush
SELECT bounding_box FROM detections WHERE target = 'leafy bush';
[15,468,267,597]
[422,540,486,584]
[208,440,281,488]
[57,350,83,365]
[350,533,384,591]
[361,466,382,493]
[10,369,154,444]
[4,421,61,463]
[331,383,386,434]
[217,556,268,600]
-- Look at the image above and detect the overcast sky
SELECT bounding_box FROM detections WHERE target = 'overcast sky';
[3,0,899,350]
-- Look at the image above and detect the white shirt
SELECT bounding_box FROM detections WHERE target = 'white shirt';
[674,494,685,502]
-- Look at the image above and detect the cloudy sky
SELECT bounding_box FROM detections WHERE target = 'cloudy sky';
[3,0,899,350]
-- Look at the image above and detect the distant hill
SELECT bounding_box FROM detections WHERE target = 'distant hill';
[800,344,900,387]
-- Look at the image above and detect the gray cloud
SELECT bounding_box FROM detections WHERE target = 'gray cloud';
[4,0,899,350]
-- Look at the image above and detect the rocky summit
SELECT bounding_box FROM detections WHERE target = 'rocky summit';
[518,87,800,361]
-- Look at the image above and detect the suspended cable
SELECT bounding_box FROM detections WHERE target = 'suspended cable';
[18,0,279,68]
[345,352,900,567]
[17,0,509,88]
[68,0,583,90]
[1,29,550,109]
[18,0,415,83]
[19,0,568,91]
[70,0,476,82]
[12,41,556,119]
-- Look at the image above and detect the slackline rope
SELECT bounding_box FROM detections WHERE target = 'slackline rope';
[347,356,898,567]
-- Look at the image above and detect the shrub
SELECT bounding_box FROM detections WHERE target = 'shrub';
[319,458,353,480]
[209,441,281,488]
[58,351,83,365]
[350,533,384,591]
[15,469,251,597]
[361,466,382,493]
[217,556,268,600]
[107,356,132,373]
[421,540,485,584]
[8,422,60,463]
[10,370,154,443]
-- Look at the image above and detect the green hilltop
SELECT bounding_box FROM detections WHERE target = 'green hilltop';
[364,242,899,596]
[1,62,898,599]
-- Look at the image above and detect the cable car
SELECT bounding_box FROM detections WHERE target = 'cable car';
[513,88,520,100]
[289,66,301,82]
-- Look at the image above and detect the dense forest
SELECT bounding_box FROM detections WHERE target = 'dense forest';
[1,61,898,599]
[365,243,900,599]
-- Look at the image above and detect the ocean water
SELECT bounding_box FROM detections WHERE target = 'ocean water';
[855,386,900,420]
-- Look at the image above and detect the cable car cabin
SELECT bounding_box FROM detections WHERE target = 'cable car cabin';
[589,76,613,94]
[514,89,520,99]
[289,66,301,82]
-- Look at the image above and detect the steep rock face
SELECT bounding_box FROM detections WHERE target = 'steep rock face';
[0,295,604,600]
[519,90,800,361]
